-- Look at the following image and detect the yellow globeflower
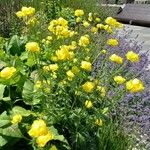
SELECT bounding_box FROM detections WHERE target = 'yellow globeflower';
[82,81,94,93]
[95,119,103,126]
[109,54,123,64]
[83,21,90,28]
[81,61,92,71]
[16,11,25,18]
[71,66,80,74]
[91,27,98,34]
[66,70,75,81]
[76,17,82,23]
[25,42,40,52]
[104,25,113,33]
[105,17,117,27]
[0,67,16,79]
[85,100,93,108]
[21,7,35,16]
[96,24,104,29]
[11,114,22,124]
[126,78,144,93]
[126,51,139,62]
[79,35,90,47]
[75,9,84,17]
[114,76,126,84]
[107,39,118,46]
[36,132,53,148]
[28,119,48,138]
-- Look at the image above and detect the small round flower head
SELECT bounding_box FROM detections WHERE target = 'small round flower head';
[75,9,84,17]
[114,76,126,84]
[81,61,92,71]
[82,81,94,93]
[107,39,119,46]
[25,42,40,52]
[126,78,144,93]
[126,51,139,62]
[109,54,123,64]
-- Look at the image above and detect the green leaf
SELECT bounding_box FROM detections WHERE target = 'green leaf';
[26,54,36,67]
[0,125,23,138]
[0,136,7,147]
[0,84,6,99]
[22,80,40,105]
[12,106,32,117]
[49,126,67,143]
[5,35,27,56]
[0,111,10,128]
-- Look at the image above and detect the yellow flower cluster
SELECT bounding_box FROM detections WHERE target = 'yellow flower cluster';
[43,64,59,72]
[0,67,16,79]
[16,7,35,18]
[25,42,40,52]
[28,119,53,147]
[114,76,126,84]
[11,114,22,124]
[88,13,93,22]
[105,17,123,28]
[126,51,139,62]
[79,35,90,47]
[109,54,123,64]
[126,78,144,93]
[56,45,75,61]
[107,39,119,46]
[48,17,75,38]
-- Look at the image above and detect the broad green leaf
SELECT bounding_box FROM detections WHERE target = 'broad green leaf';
[0,84,6,99]
[49,126,67,143]
[26,54,36,67]
[0,136,7,147]
[0,125,23,138]
[0,111,10,127]
[12,106,32,117]
[22,80,40,105]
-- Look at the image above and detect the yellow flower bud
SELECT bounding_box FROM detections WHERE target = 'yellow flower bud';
[114,76,126,84]
[0,67,16,79]
[95,119,103,126]
[11,114,22,124]
[85,100,93,108]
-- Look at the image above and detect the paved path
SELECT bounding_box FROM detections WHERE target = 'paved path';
[125,24,150,52]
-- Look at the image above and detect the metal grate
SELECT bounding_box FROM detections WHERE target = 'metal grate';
[134,0,150,4]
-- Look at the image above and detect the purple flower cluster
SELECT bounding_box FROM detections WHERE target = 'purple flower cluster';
[93,26,150,147]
